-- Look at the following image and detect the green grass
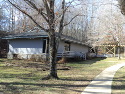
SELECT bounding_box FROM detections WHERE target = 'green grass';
[0,57,123,94]
[112,65,125,94]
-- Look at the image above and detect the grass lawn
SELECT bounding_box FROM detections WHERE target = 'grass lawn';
[112,61,125,94]
[0,57,123,94]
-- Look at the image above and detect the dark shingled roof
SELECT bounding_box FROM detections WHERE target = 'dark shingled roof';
[2,30,89,47]
[3,30,48,39]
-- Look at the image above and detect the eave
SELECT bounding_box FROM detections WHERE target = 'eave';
[2,35,48,39]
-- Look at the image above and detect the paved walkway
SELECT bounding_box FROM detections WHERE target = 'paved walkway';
[81,63,125,94]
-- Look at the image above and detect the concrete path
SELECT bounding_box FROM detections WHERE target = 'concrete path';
[81,63,125,94]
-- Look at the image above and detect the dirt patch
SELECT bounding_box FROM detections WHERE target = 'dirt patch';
[5,60,71,71]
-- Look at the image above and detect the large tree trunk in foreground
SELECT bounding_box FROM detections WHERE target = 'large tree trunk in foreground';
[42,33,59,79]
[49,34,58,79]
[43,0,59,79]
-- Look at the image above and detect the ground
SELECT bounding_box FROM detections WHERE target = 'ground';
[112,64,125,94]
[0,58,124,94]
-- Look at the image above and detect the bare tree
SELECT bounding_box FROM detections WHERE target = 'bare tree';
[0,5,8,31]
[7,0,81,79]
[87,0,124,45]
[87,0,125,59]
[0,8,3,30]
[63,1,89,42]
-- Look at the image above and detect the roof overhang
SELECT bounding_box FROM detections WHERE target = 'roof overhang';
[2,32,90,47]
[2,35,48,39]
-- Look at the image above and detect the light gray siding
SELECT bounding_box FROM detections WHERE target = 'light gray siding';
[9,39,43,54]
[58,41,88,53]
[7,38,89,60]
[58,41,65,53]
[70,43,88,53]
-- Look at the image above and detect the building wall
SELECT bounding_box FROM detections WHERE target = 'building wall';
[9,39,43,54]
[58,41,89,53]
[8,39,89,60]
[58,41,65,53]
[70,43,88,53]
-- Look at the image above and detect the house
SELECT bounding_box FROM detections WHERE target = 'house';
[3,29,89,61]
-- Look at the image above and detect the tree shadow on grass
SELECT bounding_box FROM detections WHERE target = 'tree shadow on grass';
[0,82,86,94]
[0,82,86,87]
[60,78,92,81]
[112,85,125,90]
[0,60,5,62]
[3,81,125,94]
[112,76,125,90]
[67,57,107,65]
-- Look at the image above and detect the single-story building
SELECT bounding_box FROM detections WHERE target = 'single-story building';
[3,30,89,61]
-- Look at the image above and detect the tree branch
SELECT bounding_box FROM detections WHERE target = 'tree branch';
[54,0,74,28]
[23,0,49,23]
[64,14,81,27]
[43,0,50,18]
[59,0,65,33]
[7,0,48,32]
[65,0,75,13]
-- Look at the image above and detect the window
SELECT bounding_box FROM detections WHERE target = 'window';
[43,38,49,53]
[64,42,70,51]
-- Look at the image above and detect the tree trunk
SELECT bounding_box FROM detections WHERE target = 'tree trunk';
[49,34,58,79]
[42,33,59,80]
[118,46,121,60]
[117,42,121,60]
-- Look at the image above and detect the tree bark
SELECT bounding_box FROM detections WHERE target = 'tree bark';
[42,33,59,80]
[49,34,58,79]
